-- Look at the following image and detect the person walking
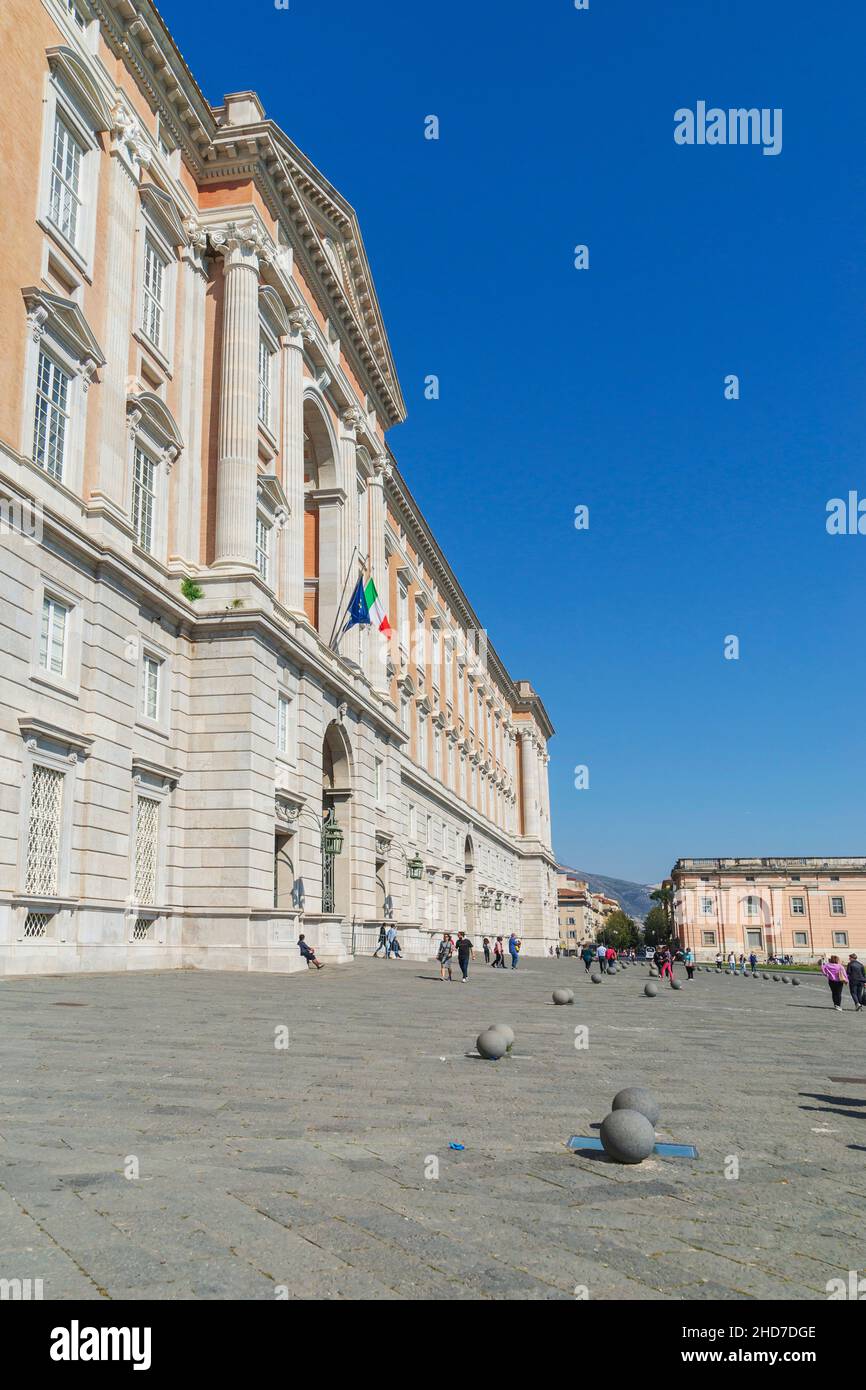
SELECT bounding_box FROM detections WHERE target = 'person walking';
[727,951,736,975]
[493,935,505,969]
[684,946,695,980]
[660,948,673,982]
[821,955,848,1011]
[715,950,723,971]
[847,954,865,1011]
[456,930,475,982]
[596,942,606,977]
[372,924,387,958]
[748,951,758,974]
[385,924,400,959]
[437,933,454,981]
[581,942,594,974]
[509,932,520,970]
[482,936,491,965]
[298,935,324,970]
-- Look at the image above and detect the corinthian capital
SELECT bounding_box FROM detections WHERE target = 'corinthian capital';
[372,453,392,484]
[209,220,275,267]
[287,308,314,342]
[341,406,364,435]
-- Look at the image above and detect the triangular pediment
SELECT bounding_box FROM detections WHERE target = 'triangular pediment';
[22,287,105,366]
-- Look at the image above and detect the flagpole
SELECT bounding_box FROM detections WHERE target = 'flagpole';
[328,544,363,652]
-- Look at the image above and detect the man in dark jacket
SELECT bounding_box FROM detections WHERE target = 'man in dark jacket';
[847,954,865,1010]
[298,935,324,970]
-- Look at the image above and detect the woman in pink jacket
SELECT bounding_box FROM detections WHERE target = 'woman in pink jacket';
[821,955,848,1011]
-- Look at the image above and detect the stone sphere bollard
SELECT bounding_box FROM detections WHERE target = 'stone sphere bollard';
[762,973,768,979]
[772,974,780,981]
[591,973,602,984]
[552,988,573,1005]
[476,1028,507,1061]
[792,977,801,986]
[648,966,658,977]
[671,979,682,990]
[600,1108,656,1164]
[612,1086,660,1127]
[489,1023,515,1049]
[781,976,790,984]
[644,981,658,997]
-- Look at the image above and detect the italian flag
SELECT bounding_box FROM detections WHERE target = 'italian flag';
[364,577,392,636]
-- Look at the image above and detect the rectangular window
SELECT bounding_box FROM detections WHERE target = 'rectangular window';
[831,896,846,916]
[33,350,70,480]
[746,929,763,950]
[65,0,88,27]
[700,896,713,915]
[25,764,65,895]
[255,516,270,583]
[277,693,293,757]
[701,930,717,946]
[142,237,167,348]
[400,696,409,734]
[408,802,417,842]
[433,730,441,780]
[793,931,808,947]
[375,755,384,805]
[744,895,759,917]
[134,796,160,905]
[426,814,433,849]
[398,586,409,654]
[790,896,805,915]
[141,654,161,721]
[49,113,82,244]
[431,627,440,688]
[417,712,426,769]
[833,930,849,948]
[132,446,156,553]
[40,595,69,676]
[258,334,272,427]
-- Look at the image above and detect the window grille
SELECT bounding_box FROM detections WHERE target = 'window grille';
[24,911,53,939]
[134,797,160,904]
[25,765,64,895]
[132,917,152,941]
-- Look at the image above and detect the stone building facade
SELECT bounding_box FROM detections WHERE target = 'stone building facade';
[0,0,557,976]
[670,858,866,961]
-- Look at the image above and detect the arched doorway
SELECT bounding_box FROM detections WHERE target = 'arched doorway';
[322,720,353,917]
[464,834,475,934]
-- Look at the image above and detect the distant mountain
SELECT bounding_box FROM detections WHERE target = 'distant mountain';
[559,867,656,923]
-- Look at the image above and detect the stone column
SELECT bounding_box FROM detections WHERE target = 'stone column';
[520,729,541,839]
[172,219,208,567]
[539,750,553,850]
[212,223,266,570]
[366,454,391,691]
[281,309,311,613]
[94,104,149,516]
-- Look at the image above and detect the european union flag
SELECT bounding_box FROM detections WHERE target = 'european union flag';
[342,576,371,635]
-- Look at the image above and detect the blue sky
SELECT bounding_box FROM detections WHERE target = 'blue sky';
[163,0,866,884]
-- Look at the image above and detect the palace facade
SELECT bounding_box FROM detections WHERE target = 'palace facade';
[0,0,557,976]
[670,858,866,960]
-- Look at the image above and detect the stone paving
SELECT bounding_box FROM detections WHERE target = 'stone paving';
[1,956,865,1300]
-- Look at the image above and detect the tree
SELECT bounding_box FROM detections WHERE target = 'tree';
[649,885,674,938]
[643,905,672,947]
[598,909,639,951]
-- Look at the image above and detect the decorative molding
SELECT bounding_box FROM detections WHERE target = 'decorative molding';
[48,45,113,130]
[21,287,106,374]
[139,183,188,246]
[18,717,93,760]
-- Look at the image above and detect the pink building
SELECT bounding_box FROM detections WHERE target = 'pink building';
[670,857,866,961]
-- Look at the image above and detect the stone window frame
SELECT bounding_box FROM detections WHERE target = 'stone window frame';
[830,895,846,916]
[20,287,104,497]
[792,930,809,947]
[833,930,849,948]
[37,48,108,277]
[15,718,91,940]
[701,929,717,946]
[789,895,806,915]
[126,391,183,565]
[134,636,172,740]
[275,675,298,770]
[127,761,177,934]
[133,186,188,376]
[29,571,85,700]
[53,0,100,54]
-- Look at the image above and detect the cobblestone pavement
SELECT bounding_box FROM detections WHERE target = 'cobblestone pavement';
[1,957,865,1300]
